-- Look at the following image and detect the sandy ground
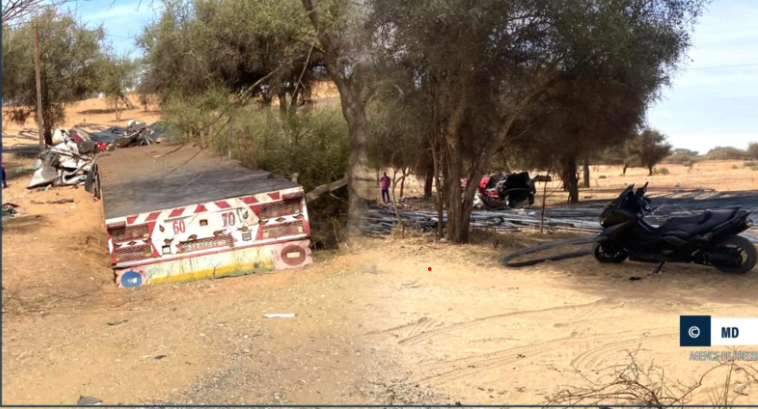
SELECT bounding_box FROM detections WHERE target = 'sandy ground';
[3,93,758,405]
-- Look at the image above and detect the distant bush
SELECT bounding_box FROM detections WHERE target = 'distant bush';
[683,159,695,168]
[664,152,700,164]
[748,142,758,160]
[706,146,750,160]
[732,164,739,169]
[745,161,758,171]
[665,148,700,165]
[598,175,607,179]
[654,167,670,175]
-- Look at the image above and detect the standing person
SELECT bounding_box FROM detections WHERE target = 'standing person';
[2,154,7,189]
[380,172,391,203]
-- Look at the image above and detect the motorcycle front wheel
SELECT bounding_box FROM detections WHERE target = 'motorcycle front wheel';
[593,241,629,264]
[712,235,757,274]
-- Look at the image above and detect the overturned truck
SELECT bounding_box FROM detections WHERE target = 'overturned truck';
[93,144,312,287]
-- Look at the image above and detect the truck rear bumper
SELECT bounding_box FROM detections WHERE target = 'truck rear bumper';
[114,239,312,287]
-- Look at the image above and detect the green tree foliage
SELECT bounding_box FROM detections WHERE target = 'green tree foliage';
[141,0,705,242]
[706,146,750,160]
[624,129,673,176]
[239,106,350,247]
[138,0,320,111]
[748,143,758,160]
[100,55,140,119]
[370,0,703,234]
[665,148,701,164]
[596,147,627,165]
[2,9,107,143]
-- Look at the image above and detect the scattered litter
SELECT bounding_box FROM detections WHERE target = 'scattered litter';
[154,355,166,360]
[76,395,101,406]
[735,383,746,393]
[362,265,379,274]
[2,203,23,218]
[629,276,642,281]
[366,190,758,244]
[106,320,127,326]
[264,313,296,318]
[32,198,75,205]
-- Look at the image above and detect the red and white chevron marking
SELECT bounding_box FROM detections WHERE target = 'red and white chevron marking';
[110,189,302,225]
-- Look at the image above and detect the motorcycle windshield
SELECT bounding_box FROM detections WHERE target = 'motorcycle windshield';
[601,185,634,218]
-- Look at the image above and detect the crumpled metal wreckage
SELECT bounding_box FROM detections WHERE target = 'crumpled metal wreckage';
[27,120,159,191]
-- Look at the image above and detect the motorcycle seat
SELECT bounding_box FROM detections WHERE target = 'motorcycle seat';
[660,208,737,236]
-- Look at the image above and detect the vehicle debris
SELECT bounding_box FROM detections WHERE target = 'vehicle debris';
[106,320,128,326]
[76,395,102,406]
[31,198,75,205]
[461,171,539,210]
[26,120,161,191]
[2,203,24,220]
[264,313,296,318]
[366,189,758,244]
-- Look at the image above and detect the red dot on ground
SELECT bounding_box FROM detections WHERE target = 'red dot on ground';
[428,267,432,271]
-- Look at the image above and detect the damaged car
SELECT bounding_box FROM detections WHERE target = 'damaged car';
[462,171,539,210]
[27,120,158,190]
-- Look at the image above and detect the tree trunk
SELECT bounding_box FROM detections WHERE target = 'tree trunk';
[623,164,628,175]
[302,0,371,239]
[43,123,53,146]
[582,157,590,188]
[342,94,371,238]
[439,96,472,243]
[119,93,136,110]
[563,154,579,204]
[278,90,289,119]
[399,168,407,198]
[648,166,653,176]
[443,151,465,242]
[424,172,433,200]
[431,136,444,238]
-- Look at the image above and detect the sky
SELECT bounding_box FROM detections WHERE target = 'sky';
[72,0,758,155]
[646,0,758,154]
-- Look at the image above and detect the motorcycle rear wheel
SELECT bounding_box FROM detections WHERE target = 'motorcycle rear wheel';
[713,235,757,274]
[593,241,629,264]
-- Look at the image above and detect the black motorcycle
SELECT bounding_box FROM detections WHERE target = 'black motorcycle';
[594,183,756,274]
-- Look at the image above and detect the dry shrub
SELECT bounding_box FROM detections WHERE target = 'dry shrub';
[547,350,755,407]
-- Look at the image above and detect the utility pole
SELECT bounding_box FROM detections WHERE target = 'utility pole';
[34,21,45,147]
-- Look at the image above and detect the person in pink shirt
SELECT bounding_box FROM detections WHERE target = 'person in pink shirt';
[380,172,391,203]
